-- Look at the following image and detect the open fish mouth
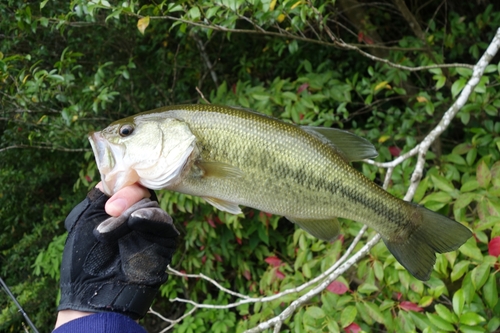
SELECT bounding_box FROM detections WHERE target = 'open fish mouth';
[89,132,112,172]
[88,131,126,195]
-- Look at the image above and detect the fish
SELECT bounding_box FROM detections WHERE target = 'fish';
[89,104,472,281]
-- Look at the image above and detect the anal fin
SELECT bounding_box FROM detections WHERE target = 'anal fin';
[286,216,341,242]
[203,196,243,215]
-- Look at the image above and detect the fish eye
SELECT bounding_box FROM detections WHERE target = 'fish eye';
[119,124,134,137]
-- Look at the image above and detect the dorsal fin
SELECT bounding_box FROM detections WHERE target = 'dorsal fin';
[301,126,378,162]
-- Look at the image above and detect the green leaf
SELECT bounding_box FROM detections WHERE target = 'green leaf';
[461,180,479,192]
[431,175,455,192]
[476,160,491,188]
[451,260,470,282]
[471,262,490,290]
[451,78,467,98]
[188,6,201,20]
[357,283,379,295]
[452,288,465,315]
[487,317,500,332]
[427,313,456,331]
[454,193,476,210]
[445,153,466,165]
[340,305,357,328]
[435,304,457,324]
[305,306,325,320]
[435,75,446,90]
[418,296,433,308]
[466,148,477,166]
[420,191,453,204]
[459,325,486,333]
[459,238,483,262]
[482,273,498,308]
[363,301,385,324]
[459,312,486,326]
[456,67,473,77]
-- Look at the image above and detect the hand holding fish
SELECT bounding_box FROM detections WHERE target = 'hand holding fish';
[55,184,179,329]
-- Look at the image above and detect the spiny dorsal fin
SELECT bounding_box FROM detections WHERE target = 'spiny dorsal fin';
[203,196,243,215]
[302,126,378,162]
[286,216,341,242]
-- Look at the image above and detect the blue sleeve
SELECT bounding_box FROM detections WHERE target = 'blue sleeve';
[53,312,147,333]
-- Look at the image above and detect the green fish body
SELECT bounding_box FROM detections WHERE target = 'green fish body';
[89,104,472,280]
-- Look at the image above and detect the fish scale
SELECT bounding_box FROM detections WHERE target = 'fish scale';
[90,104,472,280]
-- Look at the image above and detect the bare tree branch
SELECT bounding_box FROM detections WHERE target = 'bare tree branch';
[128,14,474,72]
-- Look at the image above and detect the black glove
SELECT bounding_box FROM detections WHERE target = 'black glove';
[58,188,179,320]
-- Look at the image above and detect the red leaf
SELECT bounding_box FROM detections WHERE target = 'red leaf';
[206,218,216,228]
[85,175,92,182]
[236,237,242,245]
[400,301,423,312]
[389,146,401,157]
[201,255,207,264]
[488,236,500,257]
[357,31,364,43]
[327,281,348,294]
[345,323,361,333]
[363,35,374,45]
[243,270,251,280]
[265,256,282,267]
[336,234,345,244]
[297,83,309,94]
[396,292,402,301]
[231,83,237,94]
[275,269,285,280]
[214,254,223,262]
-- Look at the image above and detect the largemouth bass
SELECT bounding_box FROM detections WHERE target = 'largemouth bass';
[89,104,471,280]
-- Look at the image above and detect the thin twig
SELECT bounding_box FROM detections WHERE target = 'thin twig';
[129,14,473,72]
[167,224,370,310]
[195,87,211,104]
[191,32,218,87]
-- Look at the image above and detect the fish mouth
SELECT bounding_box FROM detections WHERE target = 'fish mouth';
[88,131,123,195]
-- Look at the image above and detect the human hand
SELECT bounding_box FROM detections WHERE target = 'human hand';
[56,183,178,328]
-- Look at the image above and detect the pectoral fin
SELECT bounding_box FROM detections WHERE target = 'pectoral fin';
[203,196,243,215]
[302,126,378,161]
[198,161,244,178]
[286,216,341,242]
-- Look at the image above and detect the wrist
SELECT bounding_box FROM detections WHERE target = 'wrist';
[54,310,94,329]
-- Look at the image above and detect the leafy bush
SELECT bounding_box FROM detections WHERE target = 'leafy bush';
[1,1,499,332]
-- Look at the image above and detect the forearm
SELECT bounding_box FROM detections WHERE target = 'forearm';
[53,311,146,333]
[54,310,93,329]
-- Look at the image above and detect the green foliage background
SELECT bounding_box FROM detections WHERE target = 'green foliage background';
[1,0,500,332]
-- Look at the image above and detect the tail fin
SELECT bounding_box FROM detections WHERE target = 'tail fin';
[383,206,472,281]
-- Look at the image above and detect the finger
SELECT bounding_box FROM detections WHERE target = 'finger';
[105,183,151,217]
[95,198,158,242]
